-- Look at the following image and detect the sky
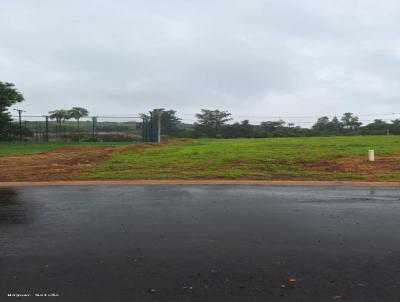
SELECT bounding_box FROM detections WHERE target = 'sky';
[1,0,400,125]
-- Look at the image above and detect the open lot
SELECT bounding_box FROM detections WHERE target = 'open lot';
[1,184,400,301]
[1,136,400,182]
[87,136,400,181]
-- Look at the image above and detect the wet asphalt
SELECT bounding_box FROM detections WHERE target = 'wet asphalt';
[1,185,400,301]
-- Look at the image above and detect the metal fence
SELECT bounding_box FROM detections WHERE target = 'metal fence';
[7,115,143,142]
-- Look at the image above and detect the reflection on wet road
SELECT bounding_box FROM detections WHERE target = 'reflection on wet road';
[1,185,400,301]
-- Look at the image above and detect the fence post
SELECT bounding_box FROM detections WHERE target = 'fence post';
[148,112,153,142]
[14,109,24,141]
[145,118,150,142]
[92,117,97,139]
[151,109,164,143]
[44,116,49,142]
[142,118,146,142]
[38,122,42,142]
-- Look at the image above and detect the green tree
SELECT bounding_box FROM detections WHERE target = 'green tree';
[260,119,285,131]
[391,119,400,129]
[341,112,362,130]
[328,116,343,132]
[194,109,232,137]
[312,116,343,133]
[222,120,254,138]
[49,109,71,138]
[139,109,181,136]
[160,110,181,136]
[312,116,330,132]
[68,107,89,130]
[390,119,400,134]
[0,82,24,138]
[49,109,70,125]
[365,119,388,130]
[362,119,389,134]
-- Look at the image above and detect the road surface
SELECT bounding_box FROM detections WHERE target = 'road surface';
[1,185,400,301]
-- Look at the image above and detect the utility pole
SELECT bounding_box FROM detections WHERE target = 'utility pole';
[14,109,25,141]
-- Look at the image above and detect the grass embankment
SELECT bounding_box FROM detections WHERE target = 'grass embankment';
[84,136,400,181]
[0,142,131,156]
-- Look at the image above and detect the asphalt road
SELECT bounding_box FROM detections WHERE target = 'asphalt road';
[1,185,400,301]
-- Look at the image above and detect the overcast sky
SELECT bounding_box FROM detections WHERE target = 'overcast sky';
[1,0,400,124]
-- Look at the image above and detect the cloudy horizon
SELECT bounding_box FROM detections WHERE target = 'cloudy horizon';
[1,0,400,125]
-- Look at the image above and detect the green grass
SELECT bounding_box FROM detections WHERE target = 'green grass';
[0,141,131,156]
[84,136,400,180]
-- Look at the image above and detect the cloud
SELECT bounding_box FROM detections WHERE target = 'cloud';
[1,0,400,125]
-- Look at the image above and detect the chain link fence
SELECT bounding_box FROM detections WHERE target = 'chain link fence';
[6,115,143,142]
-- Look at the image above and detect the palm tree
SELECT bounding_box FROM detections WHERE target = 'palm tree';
[68,107,89,141]
[68,107,89,130]
[49,109,71,139]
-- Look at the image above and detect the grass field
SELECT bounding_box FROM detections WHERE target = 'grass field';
[0,141,131,156]
[84,136,400,180]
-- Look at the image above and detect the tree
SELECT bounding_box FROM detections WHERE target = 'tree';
[160,110,181,136]
[194,109,232,137]
[0,82,24,138]
[362,119,389,135]
[49,109,71,138]
[392,119,400,126]
[222,120,254,138]
[139,109,181,136]
[365,119,388,129]
[341,112,362,130]
[239,120,254,137]
[390,119,400,134]
[312,116,330,132]
[312,116,343,133]
[328,116,343,132]
[260,120,285,131]
[391,119,400,129]
[68,107,89,130]
[49,109,70,124]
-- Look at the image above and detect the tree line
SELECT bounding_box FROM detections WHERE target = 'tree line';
[1,81,400,140]
[162,110,400,138]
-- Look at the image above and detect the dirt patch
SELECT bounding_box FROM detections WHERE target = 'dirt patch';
[0,140,190,182]
[0,146,118,181]
[304,156,400,177]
